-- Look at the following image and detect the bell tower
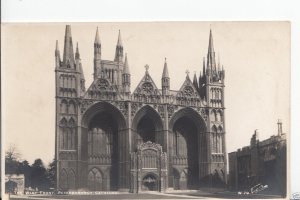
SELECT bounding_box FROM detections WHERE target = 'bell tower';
[199,29,227,185]
[55,25,85,190]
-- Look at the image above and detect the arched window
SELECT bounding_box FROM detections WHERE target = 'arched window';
[174,130,187,156]
[212,126,217,153]
[218,126,223,153]
[68,170,76,189]
[60,169,68,189]
[88,168,103,191]
[69,101,76,114]
[60,100,68,114]
[211,110,216,122]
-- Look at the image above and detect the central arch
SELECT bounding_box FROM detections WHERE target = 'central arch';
[169,107,206,190]
[81,102,127,191]
[132,105,164,151]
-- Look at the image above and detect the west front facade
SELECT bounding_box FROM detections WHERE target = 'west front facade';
[55,25,227,192]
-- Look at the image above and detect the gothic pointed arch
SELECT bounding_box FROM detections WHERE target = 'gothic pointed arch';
[88,167,103,191]
[68,117,76,127]
[169,107,206,132]
[131,105,164,150]
[60,99,68,113]
[81,101,126,191]
[169,107,206,189]
[81,101,126,129]
[60,117,68,126]
[60,169,68,189]
[69,100,76,114]
[68,169,76,189]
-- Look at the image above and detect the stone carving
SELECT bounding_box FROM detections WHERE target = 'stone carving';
[131,102,143,117]
[183,86,194,97]
[97,78,109,90]
[142,82,154,94]
[80,99,95,114]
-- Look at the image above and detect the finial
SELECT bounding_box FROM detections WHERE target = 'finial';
[145,64,149,71]
[185,70,190,76]
[94,27,100,44]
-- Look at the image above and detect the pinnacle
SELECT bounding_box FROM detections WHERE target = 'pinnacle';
[117,30,123,46]
[56,40,59,51]
[162,57,169,78]
[208,28,214,53]
[94,27,100,44]
[123,53,130,74]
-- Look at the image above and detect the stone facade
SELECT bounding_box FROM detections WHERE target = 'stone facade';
[55,25,227,192]
[228,120,287,196]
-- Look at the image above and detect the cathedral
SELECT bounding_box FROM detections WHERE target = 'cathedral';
[55,25,227,192]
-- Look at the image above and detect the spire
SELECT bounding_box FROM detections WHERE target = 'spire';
[117,29,123,46]
[217,52,221,71]
[55,40,60,56]
[79,63,85,80]
[63,25,75,68]
[123,53,130,74]
[114,30,124,62]
[193,72,198,89]
[162,57,169,78]
[208,29,214,53]
[207,28,216,74]
[202,57,206,75]
[94,27,100,44]
[75,42,80,59]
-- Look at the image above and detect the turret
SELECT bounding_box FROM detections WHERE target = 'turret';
[63,25,75,69]
[161,58,170,95]
[75,42,85,94]
[94,27,101,80]
[114,30,124,63]
[122,53,131,94]
[55,40,61,68]
[193,72,198,90]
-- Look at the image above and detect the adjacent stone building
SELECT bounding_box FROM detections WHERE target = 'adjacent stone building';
[55,25,227,192]
[228,120,287,196]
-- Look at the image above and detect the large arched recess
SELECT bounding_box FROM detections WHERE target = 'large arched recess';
[131,105,164,151]
[169,107,206,189]
[81,101,127,191]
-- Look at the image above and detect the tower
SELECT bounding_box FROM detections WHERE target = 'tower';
[94,27,101,80]
[161,58,170,95]
[55,25,85,190]
[114,30,123,63]
[200,28,227,185]
[122,53,131,94]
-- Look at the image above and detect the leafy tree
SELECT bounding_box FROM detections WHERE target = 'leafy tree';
[30,159,49,190]
[17,160,32,187]
[47,159,56,189]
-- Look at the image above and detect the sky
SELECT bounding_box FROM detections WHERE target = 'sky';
[2,22,290,165]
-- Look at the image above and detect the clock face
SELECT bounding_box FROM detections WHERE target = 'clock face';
[183,86,194,96]
[142,82,154,94]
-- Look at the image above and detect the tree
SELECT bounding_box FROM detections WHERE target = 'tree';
[5,144,21,174]
[17,160,32,187]
[30,159,49,191]
[47,159,56,189]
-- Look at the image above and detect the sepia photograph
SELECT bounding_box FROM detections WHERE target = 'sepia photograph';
[2,22,290,199]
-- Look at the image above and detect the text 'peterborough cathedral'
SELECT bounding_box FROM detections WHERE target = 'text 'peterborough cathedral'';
[55,25,227,192]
